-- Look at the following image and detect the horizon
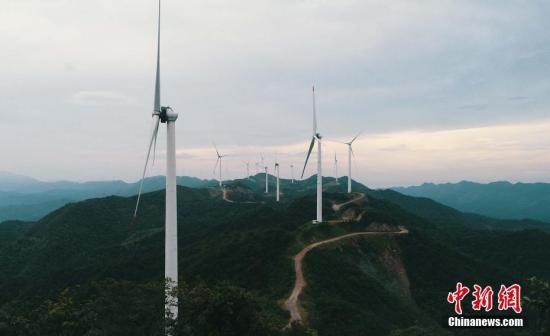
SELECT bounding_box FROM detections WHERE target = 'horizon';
[2,1,550,188]
[2,169,549,190]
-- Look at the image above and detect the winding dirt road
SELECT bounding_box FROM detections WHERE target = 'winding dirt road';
[222,187,234,203]
[331,192,366,212]
[284,227,409,324]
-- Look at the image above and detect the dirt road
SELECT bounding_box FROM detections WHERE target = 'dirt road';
[331,192,366,212]
[284,227,408,324]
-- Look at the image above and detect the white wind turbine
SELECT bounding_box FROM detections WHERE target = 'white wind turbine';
[290,163,295,184]
[213,143,226,188]
[243,161,251,180]
[261,154,269,193]
[264,164,269,193]
[132,0,179,328]
[275,161,280,202]
[334,153,339,185]
[344,131,362,193]
[301,86,323,223]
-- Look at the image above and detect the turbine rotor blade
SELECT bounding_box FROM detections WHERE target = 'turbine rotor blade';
[350,131,363,144]
[152,118,160,165]
[301,137,316,178]
[213,142,220,158]
[312,86,317,136]
[133,115,161,217]
[213,157,220,174]
[153,0,161,113]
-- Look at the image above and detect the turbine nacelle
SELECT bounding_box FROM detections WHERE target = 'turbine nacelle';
[158,106,178,123]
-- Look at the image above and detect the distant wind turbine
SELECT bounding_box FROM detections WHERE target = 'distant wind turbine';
[344,131,362,193]
[132,0,179,329]
[275,161,280,202]
[261,154,269,193]
[334,153,339,185]
[290,163,295,184]
[244,161,250,180]
[264,165,269,193]
[213,143,226,188]
[301,86,323,223]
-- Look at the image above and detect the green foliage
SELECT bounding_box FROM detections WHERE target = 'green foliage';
[0,181,549,335]
[525,277,550,334]
[176,282,279,336]
[389,325,441,336]
[394,181,550,223]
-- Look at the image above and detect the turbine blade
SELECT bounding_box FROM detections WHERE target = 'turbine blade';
[350,130,363,144]
[133,115,161,217]
[213,157,220,174]
[153,0,161,113]
[151,118,160,165]
[312,86,317,135]
[301,137,316,178]
[213,142,220,157]
[350,146,356,159]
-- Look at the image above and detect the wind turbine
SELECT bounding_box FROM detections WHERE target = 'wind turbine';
[264,165,269,193]
[213,143,225,188]
[290,163,295,184]
[334,153,339,185]
[243,161,250,180]
[344,131,362,193]
[261,154,269,193]
[275,161,280,202]
[133,0,179,328]
[301,86,323,223]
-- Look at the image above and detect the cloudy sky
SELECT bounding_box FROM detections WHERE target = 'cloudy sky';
[1,0,549,187]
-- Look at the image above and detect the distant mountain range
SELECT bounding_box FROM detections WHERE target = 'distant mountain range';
[393,181,550,223]
[0,172,217,221]
[0,176,548,335]
[4,172,550,225]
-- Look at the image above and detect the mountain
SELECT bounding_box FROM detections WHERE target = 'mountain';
[393,181,550,223]
[0,176,548,335]
[0,174,217,222]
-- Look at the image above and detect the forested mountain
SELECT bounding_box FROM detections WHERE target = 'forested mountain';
[0,172,217,222]
[393,181,550,223]
[0,175,548,335]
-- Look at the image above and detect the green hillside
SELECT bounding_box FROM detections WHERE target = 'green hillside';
[0,177,548,335]
[393,181,550,223]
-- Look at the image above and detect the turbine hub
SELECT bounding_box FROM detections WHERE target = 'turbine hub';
[160,106,178,123]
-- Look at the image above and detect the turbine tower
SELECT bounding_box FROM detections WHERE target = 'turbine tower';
[344,132,361,193]
[290,163,295,184]
[275,162,280,202]
[301,86,323,223]
[133,0,179,329]
[213,143,225,188]
[334,153,339,185]
[264,165,269,193]
[244,161,250,180]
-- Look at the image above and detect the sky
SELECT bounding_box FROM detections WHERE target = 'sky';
[1,0,550,188]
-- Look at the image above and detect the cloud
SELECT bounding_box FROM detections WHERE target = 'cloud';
[2,1,550,185]
[69,91,132,106]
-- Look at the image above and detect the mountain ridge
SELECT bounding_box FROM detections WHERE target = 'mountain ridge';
[393,180,550,223]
